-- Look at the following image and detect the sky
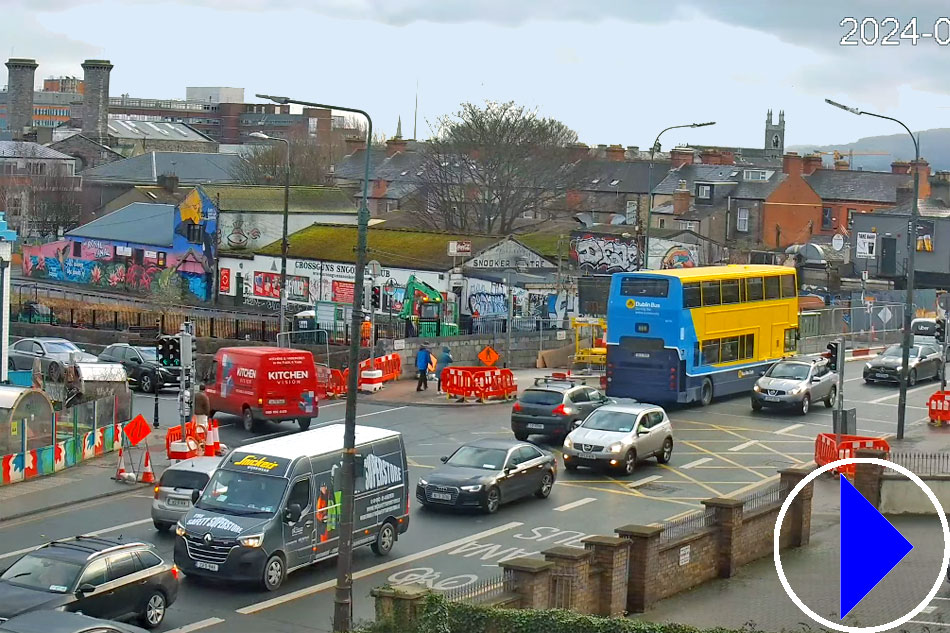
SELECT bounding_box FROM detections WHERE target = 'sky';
[6,0,950,151]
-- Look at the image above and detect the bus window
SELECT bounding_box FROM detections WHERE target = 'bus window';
[721,337,740,362]
[683,283,701,308]
[784,328,798,352]
[738,279,747,302]
[781,275,797,298]
[701,281,721,306]
[621,278,669,297]
[747,277,764,301]
[702,340,720,364]
[721,279,740,304]
[764,276,781,300]
[740,334,755,360]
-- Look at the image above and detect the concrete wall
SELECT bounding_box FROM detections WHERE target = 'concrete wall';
[880,474,950,515]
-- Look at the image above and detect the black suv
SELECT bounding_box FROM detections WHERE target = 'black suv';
[510,378,610,442]
[98,344,180,393]
[0,536,179,629]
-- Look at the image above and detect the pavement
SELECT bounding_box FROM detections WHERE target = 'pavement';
[359,368,553,407]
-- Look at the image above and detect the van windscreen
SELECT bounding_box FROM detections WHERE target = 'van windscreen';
[195,469,288,517]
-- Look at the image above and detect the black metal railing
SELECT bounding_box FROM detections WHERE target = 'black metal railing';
[440,570,513,604]
[659,509,717,544]
[738,483,787,513]
[888,451,950,476]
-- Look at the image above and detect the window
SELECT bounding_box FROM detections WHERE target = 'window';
[133,249,144,265]
[739,333,755,359]
[620,277,669,297]
[701,280,721,306]
[186,223,202,243]
[747,277,764,301]
[514,445,542,465]
[625,199,638,221]
[678,220,699,231]
[721,279,740,304]
[744,170,768,181]
[781,274,797,298]
[570,389,590,403]
[702,340,721,364]
[697,185,711,199]
[764,276,781,300]
[699,334,755,365]
[737,208,749,233]
[683,283,701,308]
[821,207,834,230]
[12,340,33,352]
[721,337,740,362]
[287,478,310,511]
[158,468,208,490]
[658,219,666,228]
[157,252,167,267]
[79,558,109,587]
[105,552,140,582]
[784,328,798,352]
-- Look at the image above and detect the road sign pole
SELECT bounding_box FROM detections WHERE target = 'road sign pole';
[836,335,845,446]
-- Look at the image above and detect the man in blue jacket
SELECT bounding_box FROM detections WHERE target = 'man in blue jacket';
[416,344,430,391]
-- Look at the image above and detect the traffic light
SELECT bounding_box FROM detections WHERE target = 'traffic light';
[157,335,181,367]
[937,318,946,344]
[180,331,196,369]
[371,286,381,309]
[826,341,839,372]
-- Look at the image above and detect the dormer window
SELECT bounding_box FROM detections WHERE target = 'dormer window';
[591,178,600,184]
[744,169,768,181]
[610,179,620,186]
[697,184,711,199]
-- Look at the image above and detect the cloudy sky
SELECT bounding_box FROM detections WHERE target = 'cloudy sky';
[7,1,950,151]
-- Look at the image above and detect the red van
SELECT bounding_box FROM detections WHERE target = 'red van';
[204,347,320,433]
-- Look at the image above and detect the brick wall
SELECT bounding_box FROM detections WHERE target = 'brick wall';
[653,530,718,602]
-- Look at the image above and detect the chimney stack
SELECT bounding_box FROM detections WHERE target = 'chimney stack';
[670,147,694,169]
[5,58,38,141]
[157,174,179,193]
[568,143,590,161]
[911,158,932,200]
[344,135,366,155]
[672,180,691,216]
[782,152,803,177]
[385,137,408,157]
[606,144,625,162]
[803,153,823,175]
[834,159,849,171]
[625,146,640,160]
[891,160,910,174]
[81,59,113,146]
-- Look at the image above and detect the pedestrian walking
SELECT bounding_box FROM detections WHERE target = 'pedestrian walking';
[415,344,430,391]
[436,345,454,394]
[194,384,211,434]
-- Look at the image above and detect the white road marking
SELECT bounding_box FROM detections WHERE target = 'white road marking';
[553,497,598,511]
[870,384,934,404]
[922,605,938,614]
[728,440,758,452]
[680,457,713,470]
[165,618,226,633]
[627,475,662,489]
[0,518,152,561]
[775,424,804,435]
[236,521,524,614]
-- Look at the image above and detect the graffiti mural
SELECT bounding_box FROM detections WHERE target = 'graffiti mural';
[467,279,508,316]
[570,232,639,273]
[660,246,698,269]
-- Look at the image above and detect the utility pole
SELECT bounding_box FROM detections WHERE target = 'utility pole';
[835,334,845,445]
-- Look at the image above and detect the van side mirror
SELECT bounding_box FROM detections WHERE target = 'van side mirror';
[77,583,96,596]
[285,503,302,524]
[191,490,200,504]
[439,456,448,463]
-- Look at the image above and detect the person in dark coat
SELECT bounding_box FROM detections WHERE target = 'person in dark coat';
[415,344,430,391]
[436,346,454,394]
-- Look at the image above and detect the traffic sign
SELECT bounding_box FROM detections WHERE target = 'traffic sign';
[478,345,499,367]
[123,414,152,446]
[840,477,913,618]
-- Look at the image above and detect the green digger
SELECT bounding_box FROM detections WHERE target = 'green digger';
[397,275,459,337]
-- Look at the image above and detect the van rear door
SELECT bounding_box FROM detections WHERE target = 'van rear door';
[356,436,408,533]
[262,353,318,419]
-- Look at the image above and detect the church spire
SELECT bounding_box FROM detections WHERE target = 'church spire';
[396,116,403,139]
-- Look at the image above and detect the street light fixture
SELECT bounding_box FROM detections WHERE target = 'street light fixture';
[641,121,716,270]
[824,97,920,439]
[258,94,371,633]
[248,131,291,333]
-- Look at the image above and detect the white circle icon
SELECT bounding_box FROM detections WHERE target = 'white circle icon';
[773,457,950,633]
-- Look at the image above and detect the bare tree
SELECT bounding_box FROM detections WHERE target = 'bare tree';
[410,101,581,235]
[232,132,331,186]
[0,144,81,238]
[29,172,83,239]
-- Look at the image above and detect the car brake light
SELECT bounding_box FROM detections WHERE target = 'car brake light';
[552,404,574,416]
[512,402,522,412]
[171,565,180,580]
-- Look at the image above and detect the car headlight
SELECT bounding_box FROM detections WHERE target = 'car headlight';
[865,363,872,370]
[175,522,186,537]
[753,384,762,392]
[461,485,483,492]
[238,533,264,548]
[563,437,573,449]
[607,442,623,453]
[418,478,428,487]
[788,386,803,396]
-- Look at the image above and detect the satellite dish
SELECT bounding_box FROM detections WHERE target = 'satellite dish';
[832,234,844,252]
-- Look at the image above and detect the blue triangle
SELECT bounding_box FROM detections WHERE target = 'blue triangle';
[840,477,913,619]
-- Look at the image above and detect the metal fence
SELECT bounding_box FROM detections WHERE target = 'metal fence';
[659,508,717,544]
[798,303,908,355]
[550,569,575,610]
[888,451,950,476]
[441,570,513,604]
[738,483,787,513]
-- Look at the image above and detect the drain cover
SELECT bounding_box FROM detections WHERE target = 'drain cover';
[637,483,679,494]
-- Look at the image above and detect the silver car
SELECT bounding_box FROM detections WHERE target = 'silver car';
[562,402,674,475]
[752,357,836,415]
[151,456,221,531]
[8,337,98,380]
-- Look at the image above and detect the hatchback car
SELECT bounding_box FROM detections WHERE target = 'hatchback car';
[98,344,180,394]
[0,610,149,633]
[0,536,179,629]
[151,456,221,531]
[510,379,610,442]
[864,343,943,386]
[8,338,97,380]
[416,439,557,514]
[562,402,673,474]
[751,357,836,415]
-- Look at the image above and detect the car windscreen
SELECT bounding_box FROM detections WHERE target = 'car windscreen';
[160,469,210,491]
[1,554,81,593]
[136,347,158,361]
[581,410,637,433]
[195,469,287,517]
[447,446,507,470]
[883,345,918,357]
[43,341,80,354]
[766,363,810,380]
[519,390,563,406]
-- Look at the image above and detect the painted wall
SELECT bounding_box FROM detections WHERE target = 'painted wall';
[569,231,703,272]
[218,211,357,253]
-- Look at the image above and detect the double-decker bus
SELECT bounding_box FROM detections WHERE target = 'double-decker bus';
[605,265,799,405]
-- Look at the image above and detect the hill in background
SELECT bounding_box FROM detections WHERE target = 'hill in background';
[787,128,950,172]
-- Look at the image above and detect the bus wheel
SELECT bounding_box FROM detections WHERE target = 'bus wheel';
[371,521,396,556]
[700,380,713,407]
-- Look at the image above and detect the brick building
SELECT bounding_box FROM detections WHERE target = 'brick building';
[0,141,81,236]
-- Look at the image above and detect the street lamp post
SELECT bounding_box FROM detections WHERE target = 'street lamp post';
[825,98,920,439]
[641,121,715,270]
[249,131,291,332]
[258,94,370,633]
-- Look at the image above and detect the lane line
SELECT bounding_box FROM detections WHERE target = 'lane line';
[553,497,598,511]
[0,518,153,561]
[728,440,758,452]
[626,475,662,489]
[871,384,934,403]
[165,618,226,633]
[236,521,524,614]
[680,457,712,470]
[775,424,804,435]
[657,464,722,497]
[679,441,768,480]
[554,481,703,508]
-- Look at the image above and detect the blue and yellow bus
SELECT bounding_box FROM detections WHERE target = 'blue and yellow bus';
[605,265,799,405]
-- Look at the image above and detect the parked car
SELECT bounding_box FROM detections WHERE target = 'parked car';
[510,379,610,442]
[8,338,97,380]
[0,536,179,629]
[16,302,57,325]
[863,343,943,386]
[0,610,149,633]
[562,402,673,474]
[151,456,221,531]
[751,356,836,415]
[416,438,556,514]
[98,344,180,394]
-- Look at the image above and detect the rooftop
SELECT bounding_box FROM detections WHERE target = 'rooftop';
[106,119,215,143]
[803,169,909,203]
[630,264,794,280]
[66,202,176,247]
[574,159,671,194]
[0,141,76,160]
[199,184,355,214]
[80,151,243,184]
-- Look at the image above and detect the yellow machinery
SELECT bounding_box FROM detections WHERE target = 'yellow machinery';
[571,316,606,367]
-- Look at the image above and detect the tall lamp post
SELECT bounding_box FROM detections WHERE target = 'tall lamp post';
[825,98,920,439]
[249,131,291,332]
[641,121,715,270]
[257,94,370,633]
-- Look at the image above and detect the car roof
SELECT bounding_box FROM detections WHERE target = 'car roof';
[33,536,149,562]
[0,610,148,633]
[464,438,532,450]
[595,402,661,415]
[163,456,222,474]
[34,337,72,343]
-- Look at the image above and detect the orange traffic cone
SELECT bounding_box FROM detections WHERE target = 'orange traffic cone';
[114,446,128,480]
[139,448,156,484]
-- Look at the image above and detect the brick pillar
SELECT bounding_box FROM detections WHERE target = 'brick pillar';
[498,557,553,609]
[542,545,593,614]
[583,535,630,617]
[615,524,662,613]
[370,585,429,629]
[779,466,816,547]
[853,448,886,510]
[702,497,744,578]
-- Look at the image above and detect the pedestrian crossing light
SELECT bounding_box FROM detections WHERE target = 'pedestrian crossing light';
[157,335,181,367]
[937,318,946,344]
[826,341,839,372]
[371,286,381,309]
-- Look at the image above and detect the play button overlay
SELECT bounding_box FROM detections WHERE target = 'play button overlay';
[840,477,913,619]
[774,457,950,633]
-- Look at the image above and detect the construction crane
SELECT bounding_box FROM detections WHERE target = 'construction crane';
[811,149,890,169]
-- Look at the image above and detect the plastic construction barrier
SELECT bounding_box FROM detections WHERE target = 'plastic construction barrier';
[928,390,950,425]
[814,432,891,477]
[442,366,517,403]
[166,422,199,461]
[373,353,402,383]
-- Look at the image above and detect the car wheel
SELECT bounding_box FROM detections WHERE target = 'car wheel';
[152,520,172,532]
[621,449,637,475]
[483,486,501,514]
[700,379,713,407]
[799,395,810,416]
[371,521,396,556]
[140,590,167,629]
[535,471,554,498]
[657,438,673,464]
[751,399,762,412]
[824,386,837,408]
[141,373,155,394]
[242,407,258,433]
[298,417,312,431]
[909,369,918,387]
[262,554,285,591]
[514,431,528,441]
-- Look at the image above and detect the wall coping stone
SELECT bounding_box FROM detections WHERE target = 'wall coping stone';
[702,497,744,509]
[543,545,593,561]
[582,535,629,548]
[615,524,663,538]
[499,557,554,572]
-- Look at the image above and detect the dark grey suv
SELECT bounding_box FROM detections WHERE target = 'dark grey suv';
[511,378,610,442]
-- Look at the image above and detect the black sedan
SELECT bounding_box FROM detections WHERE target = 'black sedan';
[98,344,180,393]
[863,343,943,386]
[0,611,149,633]
[416,438,556,514]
